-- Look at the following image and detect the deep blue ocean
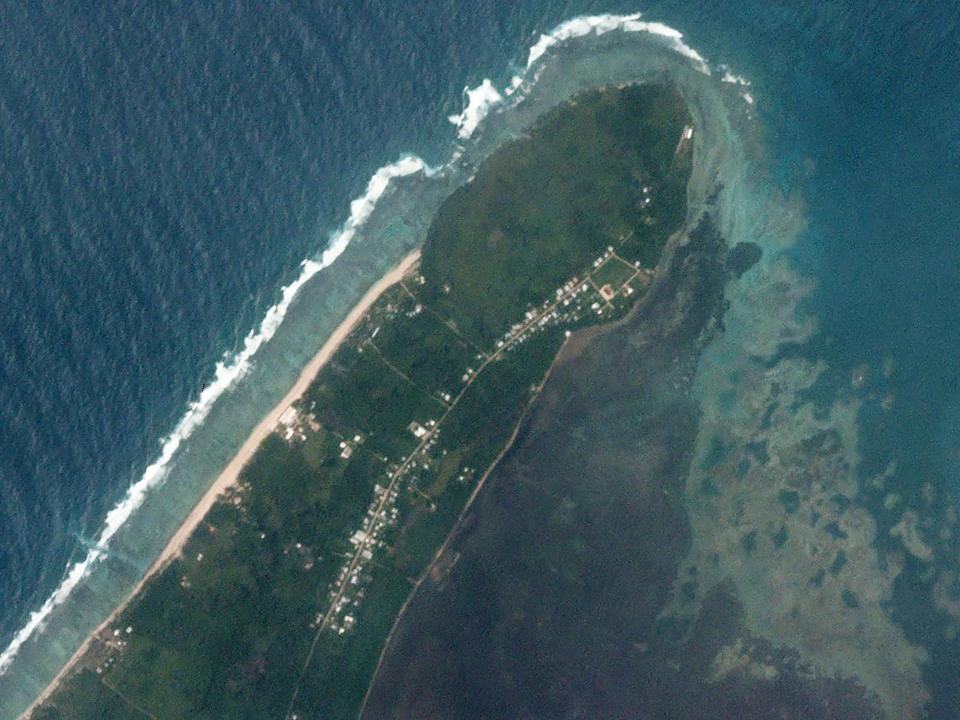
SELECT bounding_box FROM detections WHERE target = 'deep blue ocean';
[0,0,958,715]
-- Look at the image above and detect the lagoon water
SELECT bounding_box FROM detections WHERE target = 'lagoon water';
[1,1,958,717]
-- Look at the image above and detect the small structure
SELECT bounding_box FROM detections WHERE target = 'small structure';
[278,406,301,442]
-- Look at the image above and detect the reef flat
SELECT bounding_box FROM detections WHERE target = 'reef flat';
[360,202,885,718]
[31,83,691,720]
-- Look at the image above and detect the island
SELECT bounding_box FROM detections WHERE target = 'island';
[30,83,691,719]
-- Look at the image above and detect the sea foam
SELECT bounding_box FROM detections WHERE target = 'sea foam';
[2,8,736,687]
[0,154,433,676]
[522,14,710,78]
[452,12,711,141]
[720,66,755,105]
[448,79,503,140]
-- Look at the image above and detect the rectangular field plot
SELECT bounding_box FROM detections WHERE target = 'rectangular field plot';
[591,255,637,293]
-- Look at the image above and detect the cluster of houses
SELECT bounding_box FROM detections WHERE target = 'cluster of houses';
[325,482,399,636]
[278,405,320,444]
[94,625,134,676]
[495,248,643,357]
[318,247,650,638]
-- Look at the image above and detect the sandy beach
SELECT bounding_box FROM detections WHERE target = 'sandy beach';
[22,249,421,719]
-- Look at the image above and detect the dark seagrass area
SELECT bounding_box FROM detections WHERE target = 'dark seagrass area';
[360,211,884,719]
[35,84,692,720]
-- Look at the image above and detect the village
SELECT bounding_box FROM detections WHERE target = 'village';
[276,242,655,639]
[39,84,693,720]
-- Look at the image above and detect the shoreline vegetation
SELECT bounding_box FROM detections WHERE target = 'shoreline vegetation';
[31,83,692,719]
[21,249,423,720]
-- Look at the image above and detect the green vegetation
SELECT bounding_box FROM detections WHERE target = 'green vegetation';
[592,254,640,292]
[35,84,691,720]
[420,84,691,346]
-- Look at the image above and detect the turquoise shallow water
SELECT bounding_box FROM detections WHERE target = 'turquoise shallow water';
[1,2,958,717]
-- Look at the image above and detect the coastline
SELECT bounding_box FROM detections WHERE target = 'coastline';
[358,216,691,718]
[357,339,563,716]
[22,249,421,720]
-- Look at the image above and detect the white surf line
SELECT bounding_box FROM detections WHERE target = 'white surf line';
[0,155,435,676]
[719,64,755,105]
[4,6,753,686]
[450,12,713,140]
[448,79,503,140]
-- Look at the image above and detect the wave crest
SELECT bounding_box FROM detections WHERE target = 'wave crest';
[449,12,710,141]
[448,79,504,140]
[2,9,729,686]
[0,154,433,676]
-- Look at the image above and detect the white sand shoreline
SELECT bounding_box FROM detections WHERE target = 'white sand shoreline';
[22,249,421,719]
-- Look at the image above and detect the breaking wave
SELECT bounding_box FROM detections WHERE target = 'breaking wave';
[448,79,503,140]
[1,8,743,688]
[0,154,434,676]
[452,12,711,140]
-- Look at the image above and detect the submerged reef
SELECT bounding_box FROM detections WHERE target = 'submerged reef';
[361,62,960,714]
[24,19,960,719]
[361,207,886,719]
[670,257,929,718]
[32,84,691,720]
